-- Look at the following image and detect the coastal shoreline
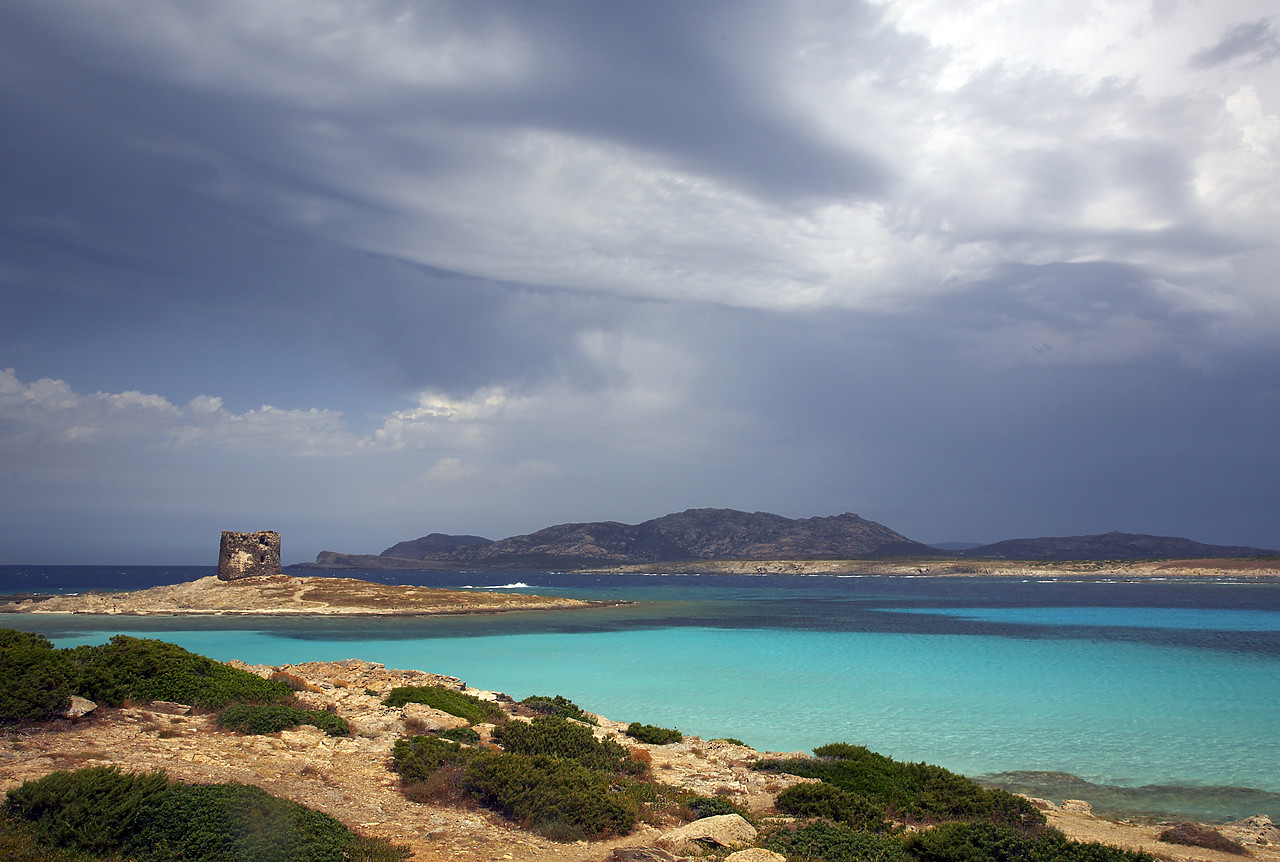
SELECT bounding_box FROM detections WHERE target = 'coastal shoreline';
[0,574,604,617]
[572,557,1280,578]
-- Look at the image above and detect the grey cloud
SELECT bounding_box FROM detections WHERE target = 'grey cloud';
[1188,19,1280,69]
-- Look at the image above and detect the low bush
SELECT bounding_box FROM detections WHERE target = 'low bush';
[5,765,168,855]
[216,703,349,737]
[0,811,106,862]
[902,821,1155,862]
[132,781,406,862]
[1158,822,1248,855]
[765,820,909,862]
[493,716,647,776]
[715,737,747,746]
[687,793,749,820]
[776,781,889,832]
[625,722,683,745]
[383,685,504,724]
[756,743,1043,831]
[0,629,80,725]
[4,766,408,862]
[392,735,469,782]
[519,694,595,723]
[439,726,481,743]
[463,750,638,839]
[70,636,291,709]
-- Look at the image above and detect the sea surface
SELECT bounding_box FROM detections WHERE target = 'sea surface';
[3,565,1280,823]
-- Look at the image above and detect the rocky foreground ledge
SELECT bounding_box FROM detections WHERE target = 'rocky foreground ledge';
[0,574,596,616]
[2,658,1277,862]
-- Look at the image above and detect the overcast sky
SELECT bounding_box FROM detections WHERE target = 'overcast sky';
[2,0,1279,564]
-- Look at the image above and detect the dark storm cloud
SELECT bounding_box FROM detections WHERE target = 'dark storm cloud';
[1188,19,1280,69]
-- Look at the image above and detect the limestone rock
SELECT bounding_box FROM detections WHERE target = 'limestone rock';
[402,703,470,732]
[660,814,757,853]
[60,695,97,719]
[1060,799,1094,816]
[727,850,787,862]
[612,849,682,862]
[218,530,282,580]
[1221,815,1280,845]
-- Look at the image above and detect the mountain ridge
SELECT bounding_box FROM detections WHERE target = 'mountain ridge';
[306,509,1278,569]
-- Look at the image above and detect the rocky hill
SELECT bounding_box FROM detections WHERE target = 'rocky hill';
[303,510,1277,570]
[373,508,931,569]
[958,531,1277,561]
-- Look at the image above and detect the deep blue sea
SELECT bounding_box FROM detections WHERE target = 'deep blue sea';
[4,566,1279,822]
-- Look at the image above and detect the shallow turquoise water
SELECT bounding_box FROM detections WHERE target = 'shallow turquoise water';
[8,570,1280,819]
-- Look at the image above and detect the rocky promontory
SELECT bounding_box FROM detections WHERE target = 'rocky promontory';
[0,574,595,616]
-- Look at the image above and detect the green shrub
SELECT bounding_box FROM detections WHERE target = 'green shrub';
[463,750,638,839]
[439,726,481,743]
[687,794,748,819]
[0,629,80,725]
[5,765,168,855]
[765,820,909,862]
[625,722,682,745]
[519,694,595,723]
[70,636,290,709]
[756,743,1043,831]
[217,703,349,737]
[493,716,646,776]
[392,735,469,783]
[715,737,747,746]
[776,781,888,831]
[4,766,408,862]
[132,781,406,862]
[1157,822,1248,855]
[382,685,504,724]
[902,821,1155,862]
[0,811,107,862]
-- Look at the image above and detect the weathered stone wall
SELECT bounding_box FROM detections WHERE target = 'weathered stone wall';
[217,530,282,580]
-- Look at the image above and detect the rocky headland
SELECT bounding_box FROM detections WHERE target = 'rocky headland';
[0,574,596,616]
[303,508,1280,574]
[3,656,1276,862]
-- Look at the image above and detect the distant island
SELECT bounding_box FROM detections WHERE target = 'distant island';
[299,507,1280,574]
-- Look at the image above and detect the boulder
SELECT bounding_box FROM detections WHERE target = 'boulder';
[1059,799,1094,815]
[60,695,97,719]
[727,850,787,862]
[402,702,470,732]
[1221,815,1280,846]
[660,814,757,854]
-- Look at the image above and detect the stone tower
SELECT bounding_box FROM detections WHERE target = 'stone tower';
[217,530,282,581]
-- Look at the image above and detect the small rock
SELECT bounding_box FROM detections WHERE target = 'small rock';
[660,814,757,853]
[148,701,191,715]
[60,695,97,719]
[402,703,470,732]
[612,849,681,862]
[1060,799,1094,816]
[727,850,787,862]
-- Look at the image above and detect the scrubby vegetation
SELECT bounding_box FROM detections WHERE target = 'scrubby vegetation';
[216,702,349,737]
[0,630,80,725]
[3,766,407,862]
[519,693,595,723]
[625,721,683,745]
[1,629,293,726]
[756,745,1158,862]
[766,820,910,862]
[382,685,504,724]
[392,732,638,840]
[1158,822,1248,854]
[70,635,292,709]
[756,743,1043,831]
[439,725,481,743]
[492,715,647,776]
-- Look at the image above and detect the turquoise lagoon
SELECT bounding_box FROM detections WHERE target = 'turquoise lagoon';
[4,568,1279,821]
